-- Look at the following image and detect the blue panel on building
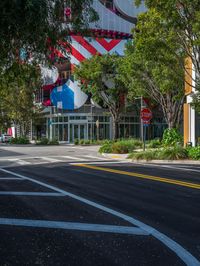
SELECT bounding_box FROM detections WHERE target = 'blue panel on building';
[50,83,74,110]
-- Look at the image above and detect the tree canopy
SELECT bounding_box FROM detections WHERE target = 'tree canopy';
[135,0,200,111]
[0,0,97,67]
[0,62,41,135]
[120,8,185,129]
[74,54,129,139]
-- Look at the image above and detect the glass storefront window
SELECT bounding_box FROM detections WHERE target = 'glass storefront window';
[125,117,130,122]
[59,124,63,141]
[130,117,139,123]
[119,124,124,138]
[63,124,68,141]
[125,124,130,138]
[105,117,110,122]
[99,116,104,122]
[130,124,140,138]
[64,117,68,122]
[99,124,104,139]
[80,125,85,139]
[74,125,79,139]
[52,124,59,140]
[52,117,58,123]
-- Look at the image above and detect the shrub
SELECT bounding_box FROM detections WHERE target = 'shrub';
[112,140,136,154]
[36,137,59,145]
[99,143,112,153]
[148,139,162,149]
[128,150,158,161]
[48,138,59,145]
[99,139,141,154]
[36,137,49,145]
[79,139,85,145]
[187,146,200,160]
[74,139,79,145]
[132,139,143,148]
[159,146,188,160]
[162,128,183,146]
[129,146,188,161]
[112,142,129,154]
[10,137,30,144]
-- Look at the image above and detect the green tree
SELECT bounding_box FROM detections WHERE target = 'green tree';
[120,9,185,129]
[0,0,97,67]
[0,62,42,136]
[135,0,200,110]
[74,54,129,139]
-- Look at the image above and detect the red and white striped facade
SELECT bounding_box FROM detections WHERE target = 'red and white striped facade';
[58,35,128,66]
[41,0,146,108]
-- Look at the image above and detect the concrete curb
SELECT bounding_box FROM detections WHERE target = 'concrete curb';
[101,153,200,165]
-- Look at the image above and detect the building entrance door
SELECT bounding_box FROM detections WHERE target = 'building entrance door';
[70,124,87,143]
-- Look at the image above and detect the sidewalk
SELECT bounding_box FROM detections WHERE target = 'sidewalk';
[102,153,200,165]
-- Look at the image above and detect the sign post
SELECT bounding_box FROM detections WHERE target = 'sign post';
[96,120,99,140]
[140,108,152,151]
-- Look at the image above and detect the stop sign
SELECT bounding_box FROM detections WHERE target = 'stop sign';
[140,108,152,123]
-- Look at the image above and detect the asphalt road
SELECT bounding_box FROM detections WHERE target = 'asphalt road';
[0,145,199,266]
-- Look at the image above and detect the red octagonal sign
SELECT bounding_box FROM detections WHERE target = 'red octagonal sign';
[140,108,152,123]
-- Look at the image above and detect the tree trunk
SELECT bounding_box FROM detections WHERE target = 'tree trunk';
[162,95,185,129]
[113,120,119,140]
[111,112,120,140]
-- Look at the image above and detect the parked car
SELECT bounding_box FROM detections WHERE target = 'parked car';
[1,134,12,143]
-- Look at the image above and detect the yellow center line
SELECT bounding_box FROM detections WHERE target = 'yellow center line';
[75,164,200,190]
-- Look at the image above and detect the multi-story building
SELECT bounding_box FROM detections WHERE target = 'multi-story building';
[34,0,167,142]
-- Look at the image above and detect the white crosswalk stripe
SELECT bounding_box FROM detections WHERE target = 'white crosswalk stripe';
[3,155,118,167]
[8,159,31,165]
[60,156,87,161]
[40,157,62,163]
[84,155,108,160]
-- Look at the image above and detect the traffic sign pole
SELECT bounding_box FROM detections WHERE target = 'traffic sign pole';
[143,124,146,151]
[140,108,152,151]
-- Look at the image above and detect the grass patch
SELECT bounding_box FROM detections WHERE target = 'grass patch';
[10,137,30,144]
[36,138,59,145]
[129,146,188,161]
[99,139,142,154]
[187,146,200,160]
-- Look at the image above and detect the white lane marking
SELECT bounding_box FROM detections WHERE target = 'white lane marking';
[8,159,31,165]
[135,162,200,173]
[41,157,62,163]
[0,177,24,180]
[15,160,31,165]
[84,155,109,160]
[0,168,199,266]
[60,156,87,161]
[64,146,100,151]
[0,192,65,196]
[0,218,148,235]
[70,161,128,165]
[160,165,200,173]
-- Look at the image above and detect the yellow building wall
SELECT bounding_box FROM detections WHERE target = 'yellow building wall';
[184,57,192,146]
[183,103,190,146]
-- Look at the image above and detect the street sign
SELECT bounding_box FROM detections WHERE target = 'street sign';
[140,108,152,151]
[140,108,152,123]
[143,123,150,127]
